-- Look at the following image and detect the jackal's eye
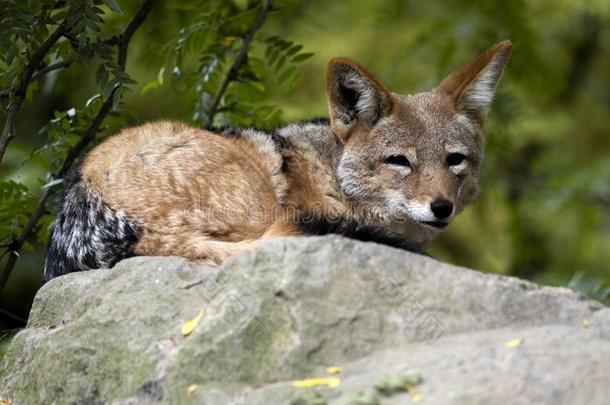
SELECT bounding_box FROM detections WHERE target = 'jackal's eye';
[384,155,411,167]
[446,153,466,166]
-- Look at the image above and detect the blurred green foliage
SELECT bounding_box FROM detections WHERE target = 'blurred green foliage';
[0,333,12,358]
[1,0,609,335]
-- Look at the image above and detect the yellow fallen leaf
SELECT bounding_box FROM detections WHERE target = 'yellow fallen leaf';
[583,319,589,328]
[292,377,341,388]
[505,338,523,349]
[0,398,11,405]
[406,384,422,403]
[186,384,198,395]
[181,309,204,336]
[325,366,342,375]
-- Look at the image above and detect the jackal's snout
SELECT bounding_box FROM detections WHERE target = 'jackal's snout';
[430,198,453,220]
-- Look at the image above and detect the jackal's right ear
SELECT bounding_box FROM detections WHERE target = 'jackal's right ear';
[439,40,512,125]
[327,58,393,142]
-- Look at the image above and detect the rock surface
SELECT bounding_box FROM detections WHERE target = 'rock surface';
[1,236,609,404]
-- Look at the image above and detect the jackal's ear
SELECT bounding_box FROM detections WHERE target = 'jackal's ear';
[327,58,393,142]
[439,40,512,125]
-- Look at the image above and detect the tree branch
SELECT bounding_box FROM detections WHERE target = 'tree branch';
[0,0,155,163]
[559,12,601,103]
[206,0,273,128]
[0,0,157,294]
[0,24,66,165]
[0,307,27,326]
[30,59,74,82]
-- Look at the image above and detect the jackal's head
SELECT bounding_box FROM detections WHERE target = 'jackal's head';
[328,41,512,242]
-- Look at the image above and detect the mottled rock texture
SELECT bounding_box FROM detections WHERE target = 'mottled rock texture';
[1,236,608,404]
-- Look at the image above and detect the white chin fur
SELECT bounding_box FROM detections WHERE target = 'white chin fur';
[402,201,437,222]
[389,198,451,232]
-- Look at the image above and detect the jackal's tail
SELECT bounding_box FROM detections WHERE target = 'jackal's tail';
[43,165,141,281]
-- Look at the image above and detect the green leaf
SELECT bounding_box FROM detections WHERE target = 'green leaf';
[265,35,280,44]
[141,80,159,94]
[85,18,102,32]
[268,48,280,65]
[117,74,138,85]
[246,80,266,93]
[276,39,292,51]
[275,55,286,72]
[6,43,17,65]
[292,52,314,63]
[36,214,54,245]
[567,272,610,302]
[96,64,108,86]
[102,0,123,15]
[102,77,120,101]
[157,67,165,86]
[112,86,122,110]
[278,66,296,85]
[52,10,68,22]
[78,32,87,49]
[141,67,165,94]
[286,44,303,57]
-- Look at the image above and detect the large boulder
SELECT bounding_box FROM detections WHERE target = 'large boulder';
[1,236,608,404]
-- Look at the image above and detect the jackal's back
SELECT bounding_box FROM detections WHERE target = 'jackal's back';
[44,121,286,280]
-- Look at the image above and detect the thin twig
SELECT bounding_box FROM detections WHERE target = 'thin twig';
[0,307,27,325]
[0,24,65,165]
[31,59,74,82]
[120,0,156,48]
[206,0,273,128]
[0,0,157,294]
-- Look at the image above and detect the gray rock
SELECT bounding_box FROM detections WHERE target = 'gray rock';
[0,236,608,405]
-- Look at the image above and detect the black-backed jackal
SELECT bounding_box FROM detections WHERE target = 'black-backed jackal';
[44,41,512,280]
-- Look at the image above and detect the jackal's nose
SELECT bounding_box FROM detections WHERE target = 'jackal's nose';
[431,198,453,219]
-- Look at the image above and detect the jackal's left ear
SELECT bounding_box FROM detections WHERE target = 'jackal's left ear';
[327,58,393,142]
[439,40,512,125]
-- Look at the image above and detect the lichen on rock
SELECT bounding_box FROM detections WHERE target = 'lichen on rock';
[1,236,609,404]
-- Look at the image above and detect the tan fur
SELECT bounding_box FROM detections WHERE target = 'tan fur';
[82,121,297,262]
[78,41,511,262]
